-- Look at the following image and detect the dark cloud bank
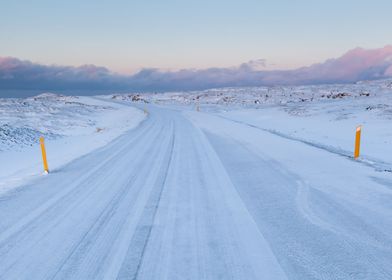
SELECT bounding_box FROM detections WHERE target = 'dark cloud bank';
[1,46,392,97]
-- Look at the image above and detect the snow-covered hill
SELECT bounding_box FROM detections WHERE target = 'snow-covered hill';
[0,94,145,193]
[112,78,392,108]
[0,93,112,151]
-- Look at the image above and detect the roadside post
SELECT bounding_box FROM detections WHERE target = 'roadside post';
[40,136,49,173]
[354,126,362,159]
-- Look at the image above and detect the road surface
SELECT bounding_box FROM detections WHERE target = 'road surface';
[0,104,391,279]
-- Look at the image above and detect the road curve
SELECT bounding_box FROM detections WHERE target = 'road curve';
[0,106,285,279]
[0,104,391,279]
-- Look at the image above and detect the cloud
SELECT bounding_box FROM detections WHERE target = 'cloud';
[385,65,392,76]
[125,46,392,89]
[0,57,125,91]
[1,45,392,96]
[239,59,267,71]
[282,45,392,84]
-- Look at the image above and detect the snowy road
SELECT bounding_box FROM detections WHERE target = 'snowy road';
[0,104,391,279]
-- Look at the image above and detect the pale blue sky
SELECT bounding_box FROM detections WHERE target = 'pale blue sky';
[1,0,391,74]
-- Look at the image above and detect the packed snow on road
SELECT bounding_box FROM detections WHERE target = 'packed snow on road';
[0,79,391,279]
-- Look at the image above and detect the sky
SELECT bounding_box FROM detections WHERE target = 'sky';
[1,0,392,74]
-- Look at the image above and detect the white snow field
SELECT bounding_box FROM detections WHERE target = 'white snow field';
[0,93,145,194]
[0,80,391,279]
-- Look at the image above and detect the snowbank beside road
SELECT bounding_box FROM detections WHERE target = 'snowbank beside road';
[219,94,392,169]
[0,94,145,195]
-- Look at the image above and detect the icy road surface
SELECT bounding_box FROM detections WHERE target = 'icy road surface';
[0,104,391,279]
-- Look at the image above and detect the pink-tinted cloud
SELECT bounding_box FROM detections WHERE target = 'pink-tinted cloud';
[126,45,392,89]
[386,65,392,76]
[1,46,392,97]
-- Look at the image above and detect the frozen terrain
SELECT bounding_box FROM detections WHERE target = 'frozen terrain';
[120,78,392,169]
[0,93,145,194]
[0,79,391,279]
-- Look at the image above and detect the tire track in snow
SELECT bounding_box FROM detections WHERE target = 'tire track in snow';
[116,122,175,280]
[0,115,162,278]
[48,123,171,279]
[0,119,156,248]
[132,113,287,279]
[204,130,392,279]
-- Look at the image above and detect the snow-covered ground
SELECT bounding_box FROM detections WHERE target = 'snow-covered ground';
[219,95,392,171]
[0,93,145,194]
[114,78,392,108]
[121,78,392,170]
[0,79,391,279]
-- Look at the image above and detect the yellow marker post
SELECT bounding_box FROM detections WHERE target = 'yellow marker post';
[40,137,49,173]
[354,125,362,159]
